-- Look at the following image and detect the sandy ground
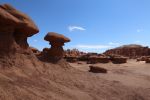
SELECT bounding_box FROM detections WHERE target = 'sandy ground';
[0,54,150,100]
[69,59,150,89]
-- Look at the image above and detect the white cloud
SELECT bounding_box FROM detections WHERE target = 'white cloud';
[68,26,86,32]
[134,40,141,43]
[75,44,112,49]
[137,29,143,33]
[108,42,120,45]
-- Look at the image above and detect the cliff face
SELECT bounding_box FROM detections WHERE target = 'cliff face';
[104,44,150,58]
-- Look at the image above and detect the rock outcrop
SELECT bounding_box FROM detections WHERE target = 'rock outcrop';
[111,57,127,64]
[0,4,39,56]
[43,32,70,61]
[65,56,78,63]
[104,44,150,59]
[87,56,110,64]
[137,56,150,63]
[30,47,41,56]
[64,49,86,63]
[64,49,85,57]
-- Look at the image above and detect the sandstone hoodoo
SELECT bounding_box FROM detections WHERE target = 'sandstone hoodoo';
[44,32,70,60]
[0,4,39,55]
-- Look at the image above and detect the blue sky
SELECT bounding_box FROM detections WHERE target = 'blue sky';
[1,0,150,53]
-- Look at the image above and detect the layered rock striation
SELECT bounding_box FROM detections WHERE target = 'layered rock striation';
[104,44,150,59]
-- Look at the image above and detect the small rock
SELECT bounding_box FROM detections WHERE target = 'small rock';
[89,66,107,73]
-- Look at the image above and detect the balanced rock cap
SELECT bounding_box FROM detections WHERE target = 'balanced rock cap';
[0,4,39,36]
[44,32,70,43]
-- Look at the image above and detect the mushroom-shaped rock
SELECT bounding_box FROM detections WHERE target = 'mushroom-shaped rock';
[0,4,39,36]
[0,4,39,49]
[0,7,20,53]
[44,32,70,60]
[0,4,39,54]
[44,32,70,46]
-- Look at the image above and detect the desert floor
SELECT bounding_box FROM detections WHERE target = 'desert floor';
[69,59,150,89]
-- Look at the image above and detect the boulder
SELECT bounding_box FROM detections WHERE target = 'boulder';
[146,58,150,63]
[89,66,107,73]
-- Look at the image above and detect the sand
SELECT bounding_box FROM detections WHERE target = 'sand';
[0,54,150,100]
[70,59,150,90]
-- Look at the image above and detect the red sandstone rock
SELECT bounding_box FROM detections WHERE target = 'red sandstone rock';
[30,47,40,56]
[65,56,78,63]
[0,7,19,26]
[146,58,150,63]
[87,56,109,64]
[0,4,39,36]
[0,4,39,54]
[89,66,107,73]
[111,57,127,64]
[64,49,84,57]
[104,44,150,59]
[44,32,70,60]
[44,32,70,44]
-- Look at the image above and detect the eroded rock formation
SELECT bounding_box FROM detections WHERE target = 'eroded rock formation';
[0,4,39,55]
[43,32,70,61]
[87,56,110,64]
[104,44,150,59]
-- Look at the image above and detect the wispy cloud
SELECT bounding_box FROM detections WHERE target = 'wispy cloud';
[108,42,120,46]
[134,40,141,43]
[68,26,86,32]
[75,44,112,49]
